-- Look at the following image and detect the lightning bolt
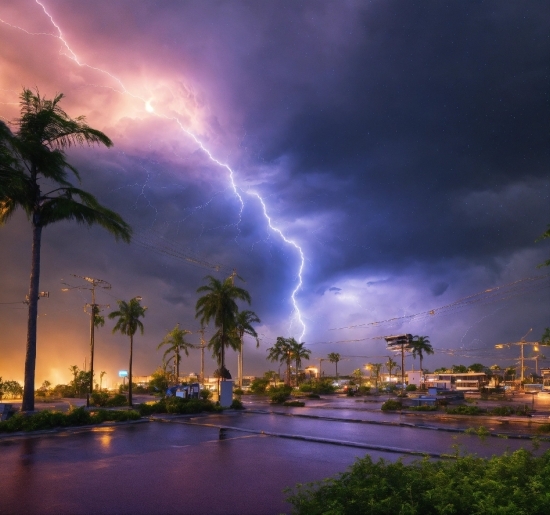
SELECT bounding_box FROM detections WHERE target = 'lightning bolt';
[6,0,307,339]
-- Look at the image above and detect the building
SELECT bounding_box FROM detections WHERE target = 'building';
[425,372,488,391]
[541,368,550,391]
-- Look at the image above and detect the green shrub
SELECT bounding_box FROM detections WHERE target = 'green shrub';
[381,399,402,411]
[357,386,371,395]
[229,399,245,410]
[286,450,550,514]
[408,405,438,411]
[0,407,140,433]
[445,405,484,416]
[298,379,336,395]
[405,384,417,391]
[536,423,550,434]
[283,400,305,407]
[346,388,356,397]
[250,377,270,394]
[105,394,128,407]
[233,387,244,396]
[199,389,213,401]
[137,397,217,416]
[306,393,321,399]
[270,391,291,404]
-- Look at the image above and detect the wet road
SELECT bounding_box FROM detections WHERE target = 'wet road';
[1,400,549,515]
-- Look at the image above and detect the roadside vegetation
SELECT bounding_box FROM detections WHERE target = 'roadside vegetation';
[0,406,140,433]
[286,449,550,514]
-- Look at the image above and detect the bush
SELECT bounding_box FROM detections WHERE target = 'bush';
[268,384,292,404]
[199,389,213,401]
[346,388,356,397]
[381,399,402,411]
[405,384,417,391]
[299,379,336,395]
[286,449,550,514]
[0,407,140,433]
[250,377,270,394]
[445,405,484,416]
[407,405,438,411]
[230,399,245,410]
[105,394,128,407]
[233,387,244,396]
[137,397,217,416]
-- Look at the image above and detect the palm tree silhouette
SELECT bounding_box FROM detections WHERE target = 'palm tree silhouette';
[235,310,260,388]
[158,324,194,382]
[0,89,131,411]
[109,297,146,406]
[195,275,252,379]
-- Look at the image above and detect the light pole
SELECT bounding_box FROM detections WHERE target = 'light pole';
[62,275,111,407]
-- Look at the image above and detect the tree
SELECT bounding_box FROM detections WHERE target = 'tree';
[541,328,550,345]
[352,368,363,387]
[109,297,146,407]
[367,363,383,390]
[0,89,131,412]
[489,364,503,387]
[468,363,486,373]
[235,309,260,388]
[267,336,293,386]
[195,274,252,378]
[99,371,106,392]
[69,365,80,396]
[408,336,434,376]
[452,364,468,373]
[290,339,311,386]
[385,357,398,385]
[157,324,194,382]
[328,352,341,382]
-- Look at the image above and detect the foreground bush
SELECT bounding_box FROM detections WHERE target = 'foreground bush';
[0,407,140,433]
[90,392,128,407]
[138,397,219,416]
[298,379,336,395]
[381,399,402,411]
[286,449,550,514]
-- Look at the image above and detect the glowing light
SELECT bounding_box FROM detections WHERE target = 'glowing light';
[13,0,308,338]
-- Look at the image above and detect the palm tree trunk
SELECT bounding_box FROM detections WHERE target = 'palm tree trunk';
[238,337,243,388]
[22,220,42,412]
[128,334,133,407]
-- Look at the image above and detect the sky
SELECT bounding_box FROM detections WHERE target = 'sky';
[1,0,549,387]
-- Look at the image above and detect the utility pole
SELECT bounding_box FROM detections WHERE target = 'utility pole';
[495,329,538,388]
[62,275,111,407]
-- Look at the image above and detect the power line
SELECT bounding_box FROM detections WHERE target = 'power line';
[329,274,550,332]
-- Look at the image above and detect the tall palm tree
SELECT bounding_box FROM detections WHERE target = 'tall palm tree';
[367,363,383,389]
[109,297,146,407]
[328,352,341,382]
[408,335,435,377]
[69,365,79,396]
[99,371,106,392]
[157,324,194,382]
[235,310,260,388]
[267,336,293,386]
[195,274,252,379]
[290,339,311,386]
[385,357,398,385]
[0,89,131,412]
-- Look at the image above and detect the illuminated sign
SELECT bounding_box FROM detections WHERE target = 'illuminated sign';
[118,370,128,378]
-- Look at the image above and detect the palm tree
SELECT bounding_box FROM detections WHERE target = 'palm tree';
[328,352,341,382]
[235,310,260,388]
[408,336,434,384]
[0,89,131,412]
[99,371,106,392]
[109,297,146,407]
[195,274,252,379]
[385,357,398,385]
[267,336,293,386]
[69,365,79,396]
[367,363,383,390]
[290,339,311,386]
[157,324,194,382]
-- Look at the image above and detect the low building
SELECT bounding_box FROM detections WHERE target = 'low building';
[425,372,488,391]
